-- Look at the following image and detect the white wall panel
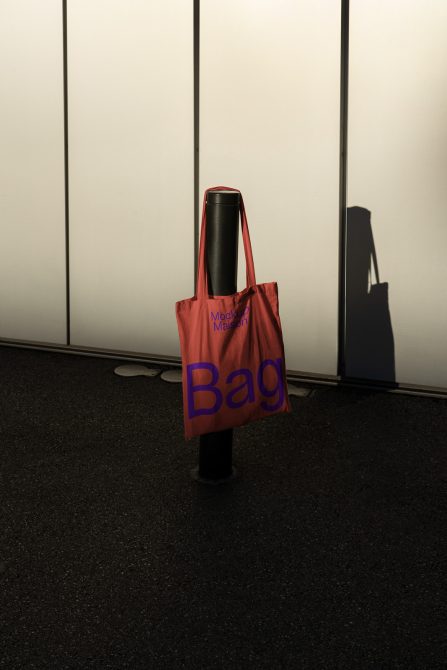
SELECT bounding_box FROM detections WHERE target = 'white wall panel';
[348,0,447,388]
[200,0,341,376]
[68,0,193,356]
[0,0,66,344]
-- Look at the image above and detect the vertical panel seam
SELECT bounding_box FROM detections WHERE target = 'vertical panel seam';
[62,0,70,346]
[193,0,200,293]
[338,0,349,377]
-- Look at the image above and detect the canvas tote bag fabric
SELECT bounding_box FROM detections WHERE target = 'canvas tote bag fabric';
[175,186,291,441]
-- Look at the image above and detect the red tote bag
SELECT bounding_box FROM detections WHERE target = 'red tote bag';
[175,186,291,441]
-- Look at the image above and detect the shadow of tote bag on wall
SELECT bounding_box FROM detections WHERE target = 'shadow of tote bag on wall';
[175,186,291,441]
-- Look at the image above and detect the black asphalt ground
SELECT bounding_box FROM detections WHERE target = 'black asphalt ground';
[1,345,446,669]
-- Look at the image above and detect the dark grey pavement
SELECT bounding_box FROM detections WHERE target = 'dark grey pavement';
[1,346,446,669]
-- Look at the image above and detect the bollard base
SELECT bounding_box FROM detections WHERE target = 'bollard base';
[190,465,238,485]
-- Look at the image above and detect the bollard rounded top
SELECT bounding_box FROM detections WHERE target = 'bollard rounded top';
[206,190,240,206]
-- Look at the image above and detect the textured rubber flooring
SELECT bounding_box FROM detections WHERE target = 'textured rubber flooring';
[0,345,446,669]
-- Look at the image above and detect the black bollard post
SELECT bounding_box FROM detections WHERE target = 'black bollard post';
[192,190,240,483]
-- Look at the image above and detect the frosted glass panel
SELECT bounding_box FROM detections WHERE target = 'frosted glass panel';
[0,0,66,344]
[348,0,447,388]
[200,0,341,376]
[68,0,193,356]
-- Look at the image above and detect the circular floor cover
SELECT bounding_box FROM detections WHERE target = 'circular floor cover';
[114,364,161,377]
[287,383,312,397]
[160,369,183,383]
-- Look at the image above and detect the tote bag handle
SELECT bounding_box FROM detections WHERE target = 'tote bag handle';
[196,186,256,299]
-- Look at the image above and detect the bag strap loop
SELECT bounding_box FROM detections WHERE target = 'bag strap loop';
[196,186,256,299]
